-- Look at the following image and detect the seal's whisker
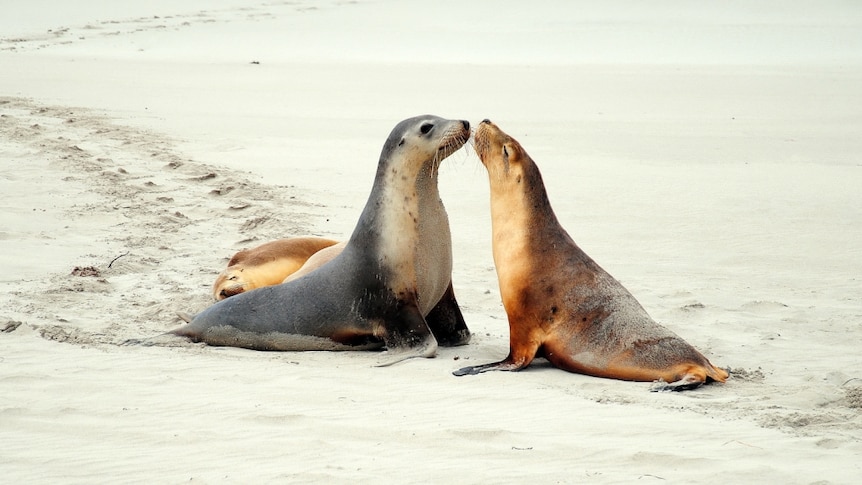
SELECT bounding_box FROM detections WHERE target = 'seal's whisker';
[431,125,469,178]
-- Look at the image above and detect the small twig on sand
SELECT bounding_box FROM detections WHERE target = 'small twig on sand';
[108,252,130,268]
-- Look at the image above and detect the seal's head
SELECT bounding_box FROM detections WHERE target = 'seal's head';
[211,237,339,301]
[213,268,248,300]
[378,115,470,177]
[473,119,532,182]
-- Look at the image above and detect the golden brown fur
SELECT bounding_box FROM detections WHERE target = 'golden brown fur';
[213,237,339,300]
[282,242,346,283]
[454,120,728,391]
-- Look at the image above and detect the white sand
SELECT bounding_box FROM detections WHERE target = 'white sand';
[2,1,861,483]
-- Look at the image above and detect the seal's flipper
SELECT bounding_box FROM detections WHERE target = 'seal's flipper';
[453,344,538,376]
[425,281,471,347]
[376,300,438,366]
[176,311,194,323]
[452,359,527,376]
[375,337,437,367]
[649,373,707,392]
[121,333,194,348]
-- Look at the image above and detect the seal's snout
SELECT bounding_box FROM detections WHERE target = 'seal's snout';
[481,118,492,125]
[461,120,470,131]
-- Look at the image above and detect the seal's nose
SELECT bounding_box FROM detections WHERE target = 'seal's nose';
[461,120,470,130]
[481,118,491,124]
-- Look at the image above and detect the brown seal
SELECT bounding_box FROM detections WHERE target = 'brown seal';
[454,120,728,391]
[212,237,338,300]
[282,242,346,283]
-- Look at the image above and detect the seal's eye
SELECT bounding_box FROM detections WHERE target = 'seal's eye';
[420,123,433,135]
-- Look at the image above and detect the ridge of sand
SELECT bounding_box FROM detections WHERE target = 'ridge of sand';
[1,96,319,345]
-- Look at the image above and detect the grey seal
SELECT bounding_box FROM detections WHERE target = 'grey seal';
[169,115,472,363]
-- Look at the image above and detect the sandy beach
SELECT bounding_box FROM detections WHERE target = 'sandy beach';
[2,1,861,483]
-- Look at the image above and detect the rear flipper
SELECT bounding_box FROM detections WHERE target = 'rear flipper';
[649,373,706,392]
[176,311,194,323]
[650,361,729,391]
[121,333,191,347]
[123,312,197,346]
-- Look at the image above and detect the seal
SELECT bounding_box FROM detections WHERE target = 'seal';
[454,120,728,391]
[212,237,339,300]
[169,115,472,360]
[283,241,346,283]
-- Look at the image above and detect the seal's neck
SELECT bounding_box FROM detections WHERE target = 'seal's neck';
[412,161,441,195]
[488,160,569,268]
[350,159,437,255]
[490,161,561,236]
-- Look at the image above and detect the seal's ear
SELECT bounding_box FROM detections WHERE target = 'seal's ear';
[498,144,510,174]
[398,138,405,147]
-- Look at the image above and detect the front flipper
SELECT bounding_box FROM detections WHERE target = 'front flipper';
[452,347,536,376]
[425,281,471,347]
[376,338,437,367]
[453,336,540,376]
[376,299,438,367]
[452,359,528,376]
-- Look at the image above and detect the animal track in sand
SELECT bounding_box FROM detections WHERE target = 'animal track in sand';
[0,1,339,53]
[0,96,316,348]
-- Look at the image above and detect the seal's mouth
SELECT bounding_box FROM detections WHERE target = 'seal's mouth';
[433,121,470,164]
[472,119,495,161]
[216,284,245,300]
